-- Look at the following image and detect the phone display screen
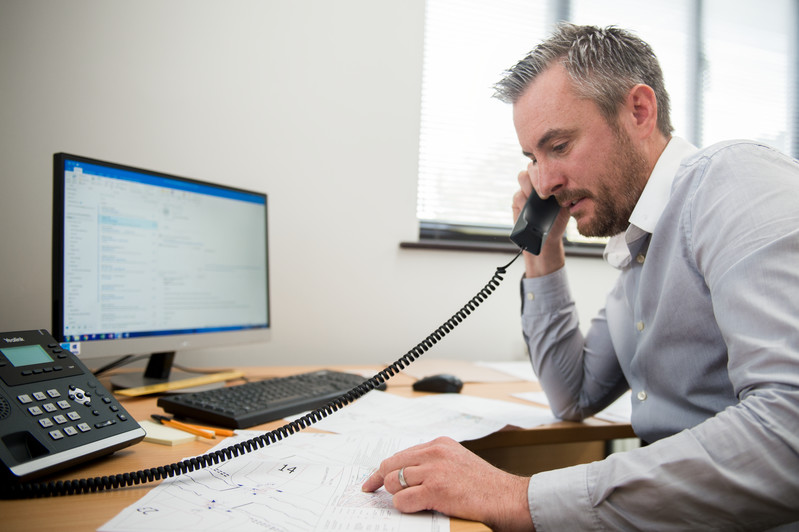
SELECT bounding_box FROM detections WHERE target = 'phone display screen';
[0,345,54,367]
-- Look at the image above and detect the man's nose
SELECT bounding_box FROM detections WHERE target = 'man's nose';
[532,160,565,198]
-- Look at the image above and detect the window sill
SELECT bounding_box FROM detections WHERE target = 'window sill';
[400,239,605,258]
[407,221,605,257]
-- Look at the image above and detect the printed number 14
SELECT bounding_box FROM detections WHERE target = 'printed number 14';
[278,464,296,474]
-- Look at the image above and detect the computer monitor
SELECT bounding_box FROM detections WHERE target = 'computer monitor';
[52,153,270,389]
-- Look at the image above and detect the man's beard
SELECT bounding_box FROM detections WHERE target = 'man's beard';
[567,128,650,238]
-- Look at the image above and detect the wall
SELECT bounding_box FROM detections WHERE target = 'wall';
[0,0,618,369]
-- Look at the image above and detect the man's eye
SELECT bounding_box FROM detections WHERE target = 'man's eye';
[553,143,567,153]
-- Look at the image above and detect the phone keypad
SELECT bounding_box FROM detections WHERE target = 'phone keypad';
[17,383,131,441]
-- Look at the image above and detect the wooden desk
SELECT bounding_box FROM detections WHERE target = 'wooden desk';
[1,366,634,532]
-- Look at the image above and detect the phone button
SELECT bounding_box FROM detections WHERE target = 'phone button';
[17,394,33,404]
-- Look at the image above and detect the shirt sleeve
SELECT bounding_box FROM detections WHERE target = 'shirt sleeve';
[521,269,627,421]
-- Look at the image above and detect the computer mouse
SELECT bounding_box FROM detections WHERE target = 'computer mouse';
[412,373,463,393]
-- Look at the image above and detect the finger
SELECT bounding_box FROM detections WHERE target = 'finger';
[516,169,533,196]
[379,468,402,494]
[392,484,433,514]
[551,204,571,235]
[526,161,542,196]
[361,440,436,494]
[512,189,527,221]
[363,467,410,495]
[361,470,385,493]
[361,447,422,493]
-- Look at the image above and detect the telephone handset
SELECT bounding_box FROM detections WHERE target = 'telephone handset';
[509,193,561,255]
[0,330,145,483]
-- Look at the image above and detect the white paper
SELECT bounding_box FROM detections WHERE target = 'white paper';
[99,432,447,532]
[475,361,539,382]
[514,390,633,423]
[101,390,562,531]
[413,393,557,429]
[513,391,550,407]
[288,390,557,440]
[291,390,508,441]
[593,391,632,423]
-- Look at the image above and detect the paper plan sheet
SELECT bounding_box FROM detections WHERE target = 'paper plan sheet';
[292,389,557,438]
[514,390,632,423]
[475,360,539,382]
[101,390,556,531]
[413,393,557,429]
[293,390,507,441]
[100,432,447,532]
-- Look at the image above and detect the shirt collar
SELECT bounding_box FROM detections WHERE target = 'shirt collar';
[603,137,698,269]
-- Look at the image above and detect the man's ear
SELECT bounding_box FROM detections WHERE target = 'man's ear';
[624,84,658,139]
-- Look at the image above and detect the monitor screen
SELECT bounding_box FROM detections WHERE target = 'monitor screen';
[52,153,270,388]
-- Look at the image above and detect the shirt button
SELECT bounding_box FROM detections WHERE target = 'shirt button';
[636,253,646,264]
[637,390,648,401]
[526,292,535,301]
[636,321,645,332]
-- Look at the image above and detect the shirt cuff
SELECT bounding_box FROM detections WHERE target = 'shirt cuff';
[529,463,598,531]
[521,267,573,316]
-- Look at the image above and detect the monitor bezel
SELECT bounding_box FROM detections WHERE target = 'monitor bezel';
[52,152,271,365]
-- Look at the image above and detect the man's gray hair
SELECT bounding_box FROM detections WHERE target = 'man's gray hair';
[494,23,673,137]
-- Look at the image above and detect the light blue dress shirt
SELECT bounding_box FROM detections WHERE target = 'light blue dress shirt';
[521,138,799,530]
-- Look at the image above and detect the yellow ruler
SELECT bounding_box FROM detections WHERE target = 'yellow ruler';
[115,370,244,397]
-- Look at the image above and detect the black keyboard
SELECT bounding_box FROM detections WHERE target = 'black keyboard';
[156,369,384,429]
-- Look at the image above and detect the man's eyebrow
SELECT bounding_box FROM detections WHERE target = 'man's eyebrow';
[522,128,576,159]
[536,128,575,150]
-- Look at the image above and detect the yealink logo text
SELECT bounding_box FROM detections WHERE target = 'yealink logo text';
[3,337,24,343]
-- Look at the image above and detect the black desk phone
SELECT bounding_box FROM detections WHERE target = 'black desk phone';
[1,193,558,498]
[0,329,145,482]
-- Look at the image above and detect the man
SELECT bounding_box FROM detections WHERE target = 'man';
[363,23,799,530]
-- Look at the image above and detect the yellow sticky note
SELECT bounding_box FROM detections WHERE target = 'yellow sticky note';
[139,419,197,446]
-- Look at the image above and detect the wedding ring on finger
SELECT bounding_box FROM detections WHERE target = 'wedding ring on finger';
[398,467,409,489]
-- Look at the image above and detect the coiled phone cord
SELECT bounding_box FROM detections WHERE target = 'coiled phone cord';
[3,250,523,499]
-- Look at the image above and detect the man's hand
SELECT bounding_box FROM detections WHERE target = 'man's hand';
[513,164,570,278]
[362,437,534,531]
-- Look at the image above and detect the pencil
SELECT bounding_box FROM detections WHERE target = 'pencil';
[188,423,235,437]
[151,414,215,439]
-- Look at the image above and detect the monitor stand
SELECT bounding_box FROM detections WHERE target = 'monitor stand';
[109,351,224,393]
